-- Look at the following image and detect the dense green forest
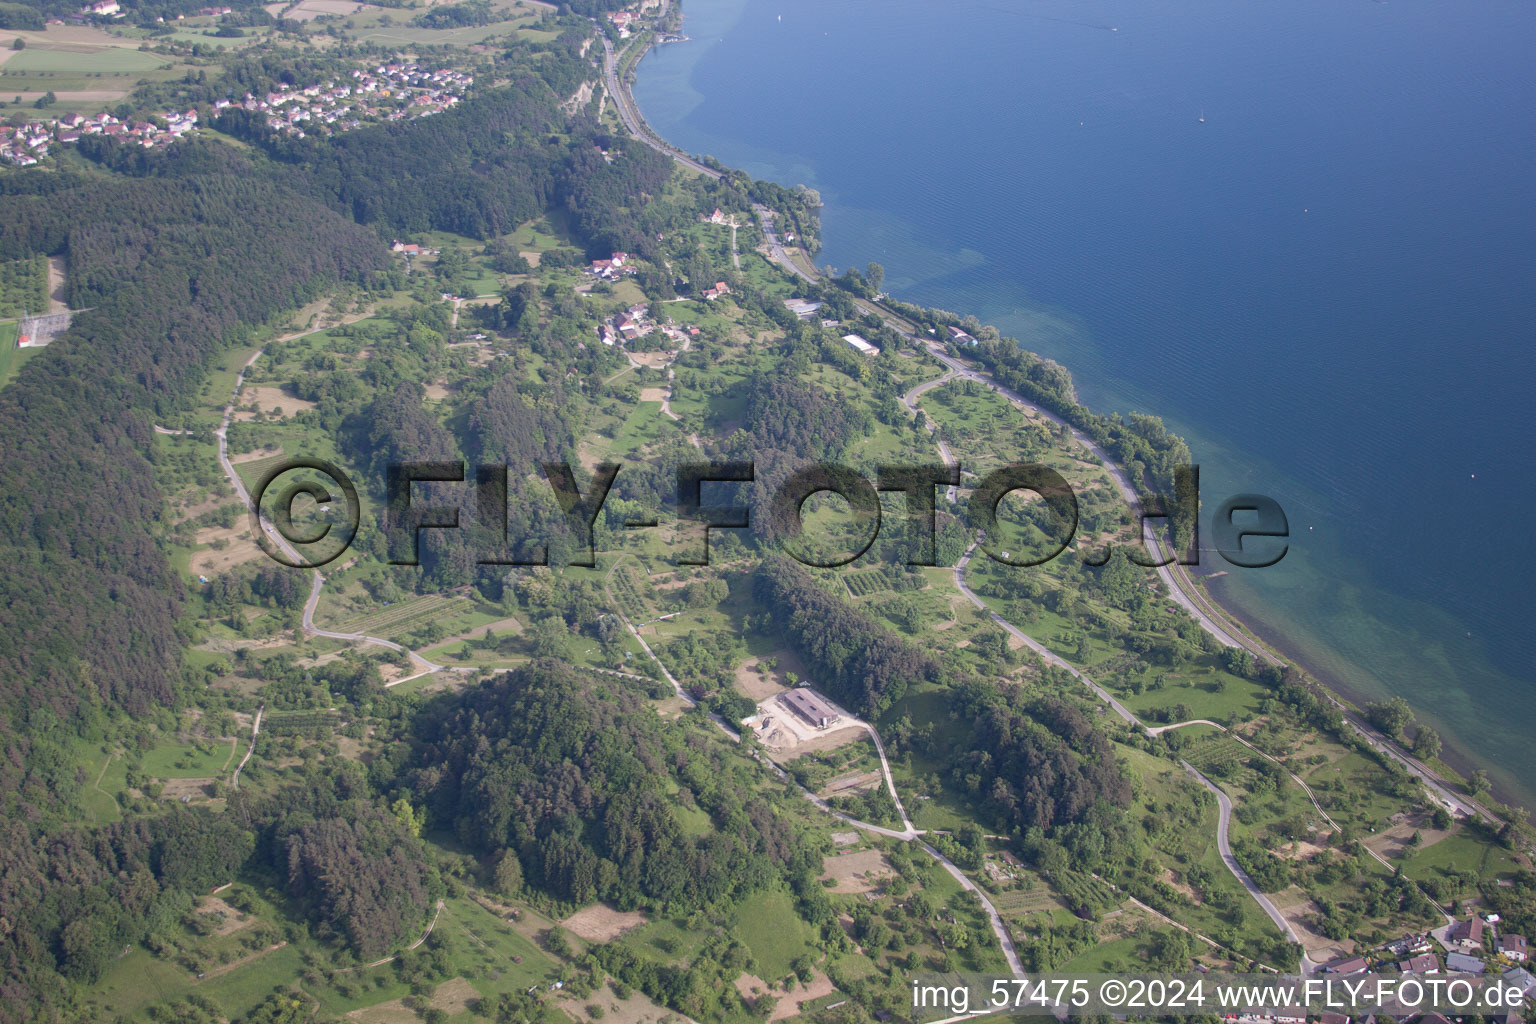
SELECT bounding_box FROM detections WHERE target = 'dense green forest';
[407,661,808,909]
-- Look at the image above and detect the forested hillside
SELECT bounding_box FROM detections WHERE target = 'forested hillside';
[408,662,810,909]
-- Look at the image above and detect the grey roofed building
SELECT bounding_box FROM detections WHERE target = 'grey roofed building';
[1446,951,1486,974]
[1503,966,1536,993]
[780,687,840,729]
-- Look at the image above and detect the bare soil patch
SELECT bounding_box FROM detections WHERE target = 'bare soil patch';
[1364,813,1453,860]
[733,650,805,701]
[195,894,253,936]
[233,385,317,422]
[1272,839,1328,863]
[560,904,648,943]
[190,525,263,576]
[768,968,836,1021]
[1276,891,1353,963]
[423,381,452,401]
[818,770,881,798]
[46,255,67,314]
[267,0,380,20]
[761,718,866,760]
[821,848,895,894]
[628,350,674,369]
[231,445,283,464]
[638,386,668,403]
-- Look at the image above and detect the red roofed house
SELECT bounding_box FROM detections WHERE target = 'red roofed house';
[1450,917,1485,952]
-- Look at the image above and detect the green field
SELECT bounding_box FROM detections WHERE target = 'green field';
[141,737,242,779]
[0,43,178,96]
[4,45,171,74]
[732,891,815,980]
[0,321,27,388]
[0,256,47,318]
[1398,829,1522,885]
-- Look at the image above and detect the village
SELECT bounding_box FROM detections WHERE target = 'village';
[0,62,470,166]
[243,63,471,139]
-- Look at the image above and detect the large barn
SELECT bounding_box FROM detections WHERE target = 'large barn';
[781,688,840,729]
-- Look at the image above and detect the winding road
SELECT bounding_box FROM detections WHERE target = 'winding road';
[210,320,449,683]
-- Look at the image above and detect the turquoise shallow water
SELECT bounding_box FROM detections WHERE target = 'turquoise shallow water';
[633,0,1536,803]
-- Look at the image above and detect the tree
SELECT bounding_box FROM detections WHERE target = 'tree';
[10,38,23,50]
[392,797,424,837]
[1412,726,1441,761]
[1470,769,1492,798]
[865,261,885,296]
[1366,697,1414,740]
[494,849,524,896]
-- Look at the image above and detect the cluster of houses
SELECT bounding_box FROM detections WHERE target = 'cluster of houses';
[596,302,701,347]
[233,64,471,139]
[390,240,442,257]
[1219,920,1534,1024]
[1,62,469,168]
[0,107,199,166]
[1316,916,1531,985]
[606,0,660,38]
[585,251,637,282]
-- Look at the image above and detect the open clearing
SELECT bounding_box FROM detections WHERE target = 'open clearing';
[233,385,317,421]
[190,525,262,576]
[734,654,805,700]
[195,894,254,936]
[560,904,648,942]
[345,976,477,1022]
[1276,890,1353,965]
[821,848,895,894]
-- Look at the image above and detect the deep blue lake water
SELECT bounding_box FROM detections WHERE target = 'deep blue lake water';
[634,0,1536,801]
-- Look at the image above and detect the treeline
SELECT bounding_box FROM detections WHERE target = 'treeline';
[405,661,811,911]
[751,555,941,717]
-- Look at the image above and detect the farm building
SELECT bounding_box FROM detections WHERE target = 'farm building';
[780,688,840,729]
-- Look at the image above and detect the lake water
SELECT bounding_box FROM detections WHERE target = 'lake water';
[633,0,1536,802]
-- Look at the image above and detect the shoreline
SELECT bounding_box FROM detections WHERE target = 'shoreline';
[605,22,1527,825]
